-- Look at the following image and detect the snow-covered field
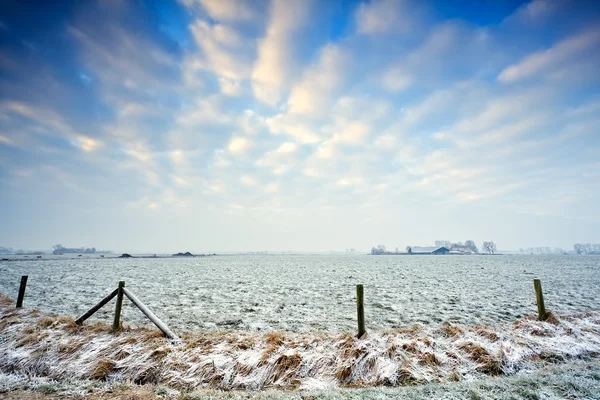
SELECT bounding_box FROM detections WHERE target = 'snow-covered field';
[0,254,598,333]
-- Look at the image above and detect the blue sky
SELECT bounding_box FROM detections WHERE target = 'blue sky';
[1,0,599,253]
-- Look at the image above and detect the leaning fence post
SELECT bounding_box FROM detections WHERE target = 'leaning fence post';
[16,276,28,308]
[113,281,125,332]
[533,279,547,321]
[356,284,366,338]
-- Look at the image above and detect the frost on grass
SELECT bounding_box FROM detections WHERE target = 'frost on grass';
[1,298,600,391]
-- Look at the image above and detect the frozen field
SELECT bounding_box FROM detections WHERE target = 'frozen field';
[0,254,599,333]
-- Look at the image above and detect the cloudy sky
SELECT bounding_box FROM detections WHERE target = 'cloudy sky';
[1,0,599,253]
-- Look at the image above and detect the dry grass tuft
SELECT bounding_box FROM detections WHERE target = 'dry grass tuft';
[150,347,170,360]
[86,320,111,334]
[23,326,37,335]
[37,316,56,329]
[476,328,499,341]
[265,332,286,346]
[440,323,464,337]
[142,329,166,341]
[58,340,85,354]
[17,331,49,347]
[260,344,280,365]
[449,370,461,381]
[397,367,419,385]
[134,366,162,385]
[401,341,419,354]
[459,342,503,376]
[90,359,115,380]
[0,293,13,305]
[235,336,256,350]
[545,311,559,325]
[272,353,302,381]
[386,344,398,357]
[419,352,440,366]
[335,364,353,383]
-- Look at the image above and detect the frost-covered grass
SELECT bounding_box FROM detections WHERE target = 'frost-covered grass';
[2,362,600,399]
[1,294,600,392]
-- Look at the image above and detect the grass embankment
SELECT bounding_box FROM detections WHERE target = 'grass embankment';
[1,292,600,397]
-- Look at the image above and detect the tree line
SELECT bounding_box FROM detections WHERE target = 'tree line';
[573,243,600,255]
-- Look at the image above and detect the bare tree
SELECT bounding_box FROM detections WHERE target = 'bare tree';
[465,240,478,253]
[482,241,497,254]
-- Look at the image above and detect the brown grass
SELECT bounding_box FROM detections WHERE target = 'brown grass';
[440,323,464,338]
[419,352,440,366]
[150,347,170,360]
[58,339,85,354]
[458,342,503,376]
[260,344,280,365]
[397,367,419,385]
[90,359,115,380]
[265,332,286,346]
[449,370,461,381]
[401,341,419,354]
[0,293,13,306]
[335,364,353,382]
[476,328,499,341]
[545,311,559,325]
[36,316,55,329]
[386,344,398,357]
[17,331,49,347]
[272,353,302,381]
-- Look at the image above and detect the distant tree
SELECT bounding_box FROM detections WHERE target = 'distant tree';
[482,241,497,254]
[465,240,478,253]
[395,247,399,254]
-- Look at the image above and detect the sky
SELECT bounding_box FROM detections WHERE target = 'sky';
[0,0,599,253]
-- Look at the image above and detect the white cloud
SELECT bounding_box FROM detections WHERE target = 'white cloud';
[265,183,278,193]
[287,44,349,116]
[189,20,252,80]
[266,114,321,144]
[228,136,252,154]
[240,175,256,186]
[186,0,257,21]
[276,142,297,154]
[251,0,312,104]
[498,29,600,83]
[75,135,103,152]
[355,0,413,35]
[380,66,412,92]
[333,120,371,144]
[218,77,242,96]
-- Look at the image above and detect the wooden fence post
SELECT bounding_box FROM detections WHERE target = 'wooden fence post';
[75,289,119,325]
[16,276,28,308]
[356,284,366,338]
[533,279,547,321]
[112,281,125,332]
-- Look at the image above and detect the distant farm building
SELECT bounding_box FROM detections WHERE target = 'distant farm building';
[407,246,450,255]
